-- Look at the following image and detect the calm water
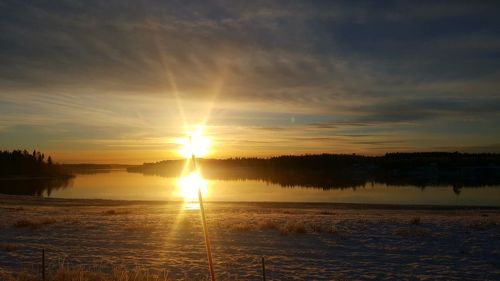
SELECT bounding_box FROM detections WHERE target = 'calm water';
[36,170,500,206]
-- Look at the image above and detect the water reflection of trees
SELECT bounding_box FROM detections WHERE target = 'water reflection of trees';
[128,153,500,191]
[0,150,75,196]
[202,169,368,190]
[0,177,73,196]
[133,167,500,191]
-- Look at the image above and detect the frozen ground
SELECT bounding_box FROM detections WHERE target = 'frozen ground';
[0,195,499,280]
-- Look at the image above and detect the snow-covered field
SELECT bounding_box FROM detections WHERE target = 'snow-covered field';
[0,195,499,280]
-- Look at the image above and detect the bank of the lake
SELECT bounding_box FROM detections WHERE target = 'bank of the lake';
[0,195,499,280]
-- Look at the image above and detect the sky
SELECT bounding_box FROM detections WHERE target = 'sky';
[1,0,500,164]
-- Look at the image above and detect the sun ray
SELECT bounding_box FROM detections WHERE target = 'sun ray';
[177,125,211,158]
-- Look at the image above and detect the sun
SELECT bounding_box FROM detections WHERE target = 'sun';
[177,171,208,201]
[176,125,211,201]
[177,125,211,158]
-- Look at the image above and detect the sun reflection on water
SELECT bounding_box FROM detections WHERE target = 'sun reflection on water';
[176,171,208,202]
[184,202,201,210]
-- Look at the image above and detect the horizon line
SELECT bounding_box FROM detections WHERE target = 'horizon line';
[58,151,500,166]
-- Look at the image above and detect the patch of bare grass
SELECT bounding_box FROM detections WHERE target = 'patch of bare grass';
[103,209,130,215]
[256,220,279,231]
[0,271,35,281]
[327,226,350,238]
[279,220,307,235]
[409,217,421,225]
[0,243,17,252]
[123,224,157,233]
[231,223,254,232]
[308,222,323,233]
[0,265,226,281]
[13,219,34,228]
[393,227,432,237]
[467,220,496,231]
[13,218,56,229]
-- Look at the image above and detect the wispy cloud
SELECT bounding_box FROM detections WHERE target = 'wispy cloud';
[1,0,499,162]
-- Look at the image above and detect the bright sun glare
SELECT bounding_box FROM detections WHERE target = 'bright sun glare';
[178,126,211,158]
[177,171,207,201]
[176,125,211,202]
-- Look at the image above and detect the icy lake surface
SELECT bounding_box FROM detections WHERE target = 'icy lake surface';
[39,171,500,206]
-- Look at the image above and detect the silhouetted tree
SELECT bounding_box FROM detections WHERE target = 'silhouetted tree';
[0,150,67,177]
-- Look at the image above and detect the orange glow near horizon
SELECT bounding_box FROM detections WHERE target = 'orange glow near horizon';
[43,124,409,164]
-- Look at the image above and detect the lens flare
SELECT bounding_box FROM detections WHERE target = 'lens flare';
[177,125,211,158]
[177,171,207,201]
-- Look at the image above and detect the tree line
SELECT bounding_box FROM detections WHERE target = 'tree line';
[128,152,500,190]
[0,150,67,177]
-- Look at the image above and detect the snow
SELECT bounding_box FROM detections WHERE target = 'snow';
[1,196,499,280]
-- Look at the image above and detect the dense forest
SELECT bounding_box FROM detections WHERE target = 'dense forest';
[0,150,69,178]
[0,150,74,196]
[128,153,500,190]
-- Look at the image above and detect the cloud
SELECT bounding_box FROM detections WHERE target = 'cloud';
[1,1,498,100]
[1,1,499,161]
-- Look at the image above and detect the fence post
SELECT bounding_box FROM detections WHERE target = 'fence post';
[261,256,266,281]
[42,249,45,281]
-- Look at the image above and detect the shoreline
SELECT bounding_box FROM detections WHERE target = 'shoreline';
[1,193,499,279]
[2,194,500,210]
[0,174,74,180]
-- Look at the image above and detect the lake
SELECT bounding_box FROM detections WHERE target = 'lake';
[2,170,500,279]
[11,170,498,206]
